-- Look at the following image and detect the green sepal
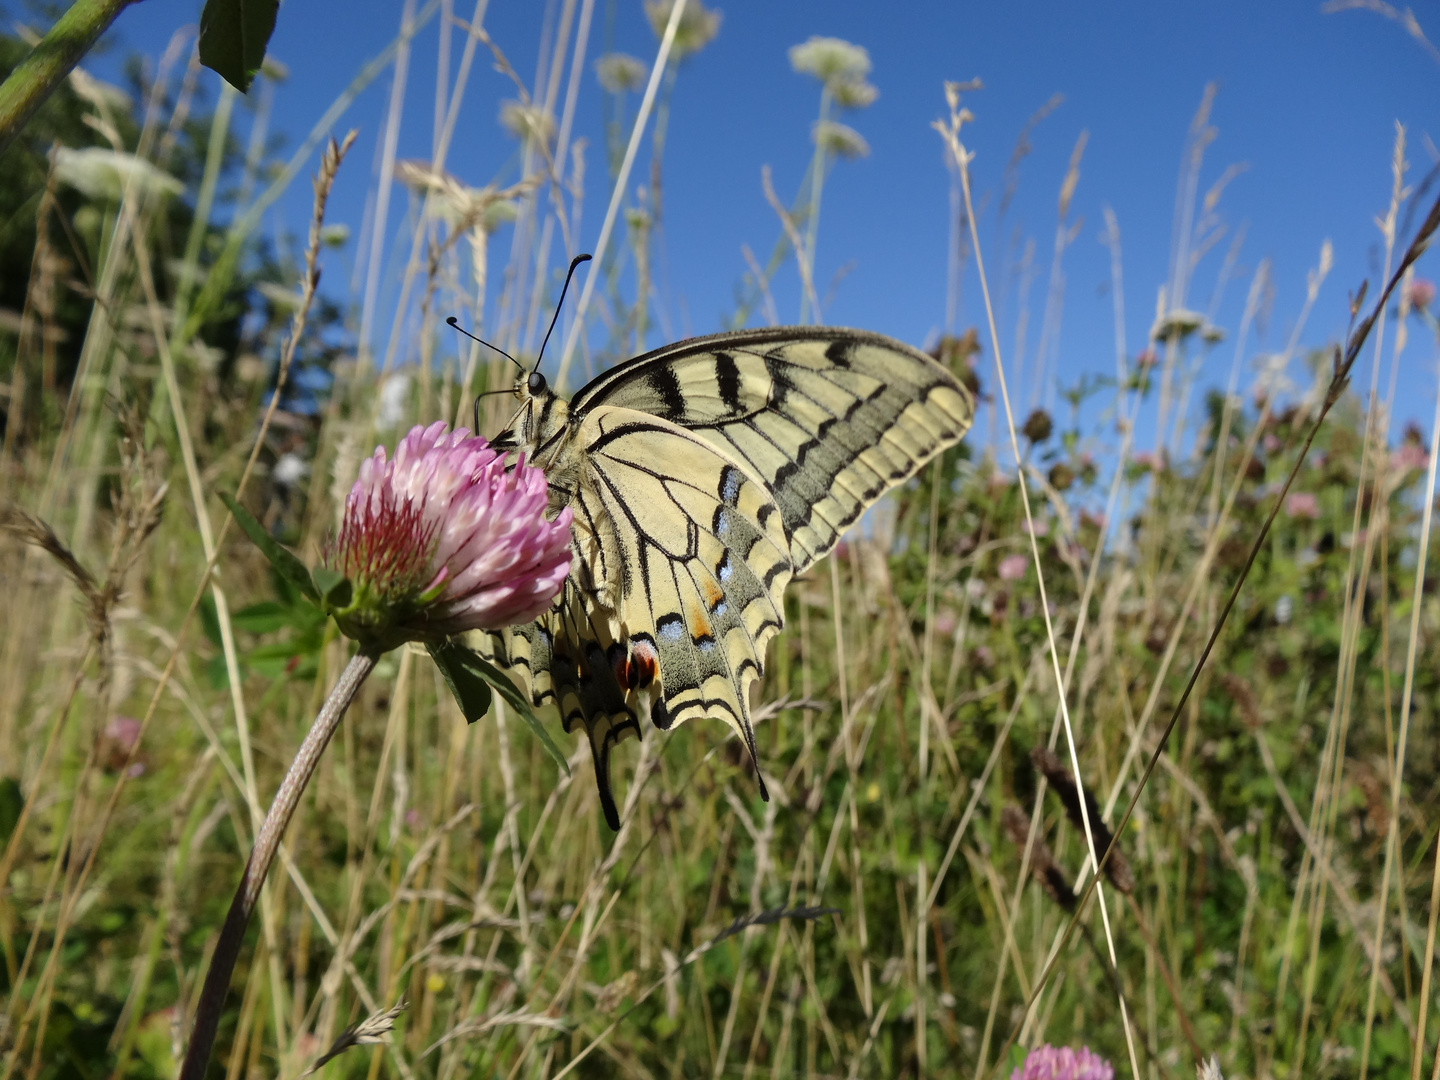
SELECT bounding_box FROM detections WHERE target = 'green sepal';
[426,641,570,775]
[311,566,353,610]
[198,0,280,94]
[218,491,319,603]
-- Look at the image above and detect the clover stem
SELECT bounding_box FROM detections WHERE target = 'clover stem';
[178,648,380,1080]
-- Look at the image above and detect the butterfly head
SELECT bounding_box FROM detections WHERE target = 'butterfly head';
[490,366,571,465]
[485,254,591,463]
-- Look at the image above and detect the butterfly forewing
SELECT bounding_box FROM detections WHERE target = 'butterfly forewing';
[475,326,974,829]
[574,328,974,570]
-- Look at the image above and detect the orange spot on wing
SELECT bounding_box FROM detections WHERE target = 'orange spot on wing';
[688,606,712,641]
[631,646,657,688]
[701,578,725,610]
[615,639,660,690]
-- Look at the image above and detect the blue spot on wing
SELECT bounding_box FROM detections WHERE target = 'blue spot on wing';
[720,466,743,505]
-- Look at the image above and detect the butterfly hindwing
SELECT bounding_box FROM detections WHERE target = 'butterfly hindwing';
[576,406,791,775]
[476,584,643,830]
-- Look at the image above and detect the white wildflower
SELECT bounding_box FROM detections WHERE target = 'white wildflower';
[256,281,304,311]
[273,453,310,488]
[1149,308,1205,342]
[482,200,517,233]
[595,53,647,93]
[499,100,554,144]
[829,77,878,110]
[812,120,869,159]
[378,374,411,429]
[396,160,512,234]
[789,36,870,84]
[644,0,721,57]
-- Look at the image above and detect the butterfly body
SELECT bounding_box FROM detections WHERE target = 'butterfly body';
[477,326,973,829]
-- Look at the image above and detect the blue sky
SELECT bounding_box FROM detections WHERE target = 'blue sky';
[93,0,1440,441]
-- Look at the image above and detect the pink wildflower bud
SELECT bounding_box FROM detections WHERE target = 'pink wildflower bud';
[1284,492,1319,520]
[1132,450,1166,473]
[325,422,572,650]
[1391,442,1428,474]
[105,715,142,754]
[998,553,1029,581]
[101,715,144,774]
[1407,277,1436,311]
[1010,1044,1114,1080]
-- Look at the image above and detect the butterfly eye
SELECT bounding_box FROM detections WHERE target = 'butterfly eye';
[528,371,548,395]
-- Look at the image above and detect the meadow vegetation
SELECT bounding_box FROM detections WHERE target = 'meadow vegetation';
[2,5,1440,1079]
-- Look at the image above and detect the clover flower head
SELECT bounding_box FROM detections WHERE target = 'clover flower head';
[1011,1044,1114,1080]
[325,422,572,650]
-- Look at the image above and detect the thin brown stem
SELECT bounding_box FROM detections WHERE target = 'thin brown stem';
[994,185,1440,1075]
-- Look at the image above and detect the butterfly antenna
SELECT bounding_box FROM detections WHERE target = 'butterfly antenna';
[446,316,525,373]
[535,253,592,373]
[471,387,512,433]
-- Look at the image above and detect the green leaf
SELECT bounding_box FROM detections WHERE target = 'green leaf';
[427,641,492,723]
[206,653,232,689]
[0,776,23,845]
[427,641,571,775]
[231,601,289,634]
[198,0,280,94]
[218,491,318,603]
[198,593,223,648]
